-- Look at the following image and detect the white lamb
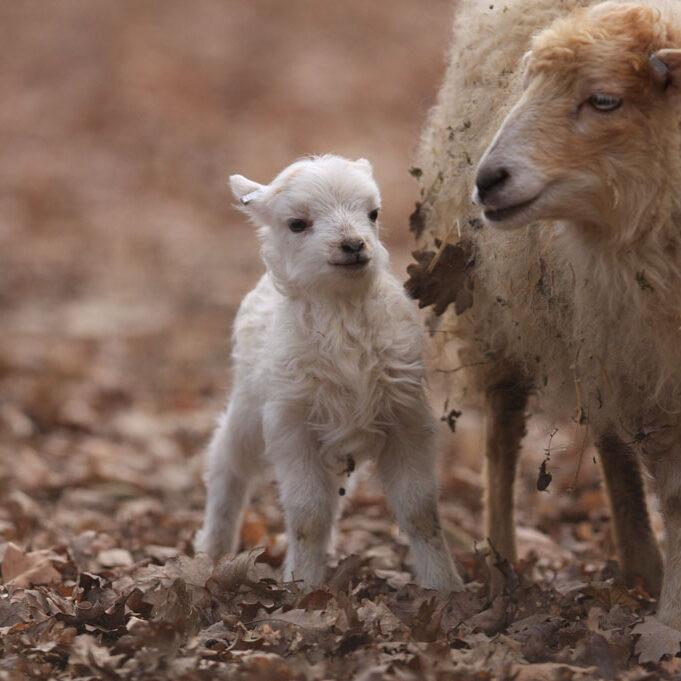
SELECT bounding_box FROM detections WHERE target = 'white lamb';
[409,0,681,627]
[195,154,461,592]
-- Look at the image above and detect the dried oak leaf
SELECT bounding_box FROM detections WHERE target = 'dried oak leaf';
[405,239,475,316]
[508,614,566,663]
[297,589,334,611]
[67,633,126,678]
[410,597,444,642]
[260,606,338,633]
[57,594,127,633]
[509,662,599,680]
[357,598,408,637]
[1,543,63,588]
[327,554,363,594]
[210,548,263,592]
[467,595,515,636]
[0,591,32,629]
[572,631,629,681]
[633,616,681,663]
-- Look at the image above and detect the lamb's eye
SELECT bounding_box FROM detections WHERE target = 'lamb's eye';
[289,219,309,233]
[368,209,379,222]
[588,93,622,112]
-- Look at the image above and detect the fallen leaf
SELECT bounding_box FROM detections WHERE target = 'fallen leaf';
[404,239,475,316]
[510,662,599,680]
[633,616,681,663]
[1,543,63,587]
[211,548,263,591]
[97,548,134,567]
[468,595,515,636]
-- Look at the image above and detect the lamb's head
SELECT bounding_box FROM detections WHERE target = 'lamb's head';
[473,2,681,242]
[230,155,387,297]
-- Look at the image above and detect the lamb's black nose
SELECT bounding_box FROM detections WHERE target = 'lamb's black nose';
[475,165,510,203]
[341,239,365,254]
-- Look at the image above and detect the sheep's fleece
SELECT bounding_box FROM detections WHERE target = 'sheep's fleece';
[410,0,681,628]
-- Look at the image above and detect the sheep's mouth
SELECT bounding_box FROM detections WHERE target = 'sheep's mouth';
[483,195,539,223]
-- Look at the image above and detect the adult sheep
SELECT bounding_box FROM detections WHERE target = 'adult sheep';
[407,0,681,628]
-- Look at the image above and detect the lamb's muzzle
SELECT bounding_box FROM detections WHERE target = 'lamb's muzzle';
[331,238,370,269]
[340,238,365,254]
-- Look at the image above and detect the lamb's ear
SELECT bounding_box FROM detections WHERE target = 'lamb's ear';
[354,158,374,175]
[650,49,681,92]
[229,174,265,206]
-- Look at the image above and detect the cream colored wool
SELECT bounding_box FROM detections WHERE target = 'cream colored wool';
[196,155,461,592]
[415,0,681,627]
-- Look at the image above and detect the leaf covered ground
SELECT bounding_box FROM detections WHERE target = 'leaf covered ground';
[1,1,679,679]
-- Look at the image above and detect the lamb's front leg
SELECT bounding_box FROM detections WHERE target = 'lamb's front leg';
[378,423,463,592]
[267,421,338,589]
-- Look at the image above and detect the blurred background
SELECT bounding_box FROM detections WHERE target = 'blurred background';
[0,0,625,572]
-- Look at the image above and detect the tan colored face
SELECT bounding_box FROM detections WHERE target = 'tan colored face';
[473,3,681,237]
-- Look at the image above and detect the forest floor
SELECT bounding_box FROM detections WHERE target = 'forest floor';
[1,1,678,679]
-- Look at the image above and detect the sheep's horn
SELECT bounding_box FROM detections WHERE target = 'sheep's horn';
[649,54,671,89]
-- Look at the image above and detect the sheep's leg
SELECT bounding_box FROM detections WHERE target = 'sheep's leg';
[270,427,338,589]
[195,395,262,559]
[597,433,663,596]
[484,378,529,594]
[378,424,463,592]
[641,451,681,630]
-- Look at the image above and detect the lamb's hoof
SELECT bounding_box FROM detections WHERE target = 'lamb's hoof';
[193,528,224,561]
[418,567,465,593]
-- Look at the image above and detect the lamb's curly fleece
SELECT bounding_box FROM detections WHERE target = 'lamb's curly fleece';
[414,0,681,627]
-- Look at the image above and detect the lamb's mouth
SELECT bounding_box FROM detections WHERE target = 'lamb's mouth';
[483,195,540,223]
[329,256,371,270]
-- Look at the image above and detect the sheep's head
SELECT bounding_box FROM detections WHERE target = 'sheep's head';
[230,155,387,297]
[473,2,681,242]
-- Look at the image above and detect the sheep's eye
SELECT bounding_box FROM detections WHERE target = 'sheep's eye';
[368,209,379,222]
[588,93,622,112]
[289,219,308,233]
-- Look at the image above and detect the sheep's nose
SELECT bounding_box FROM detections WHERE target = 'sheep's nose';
[341,239,365,254]
[475,165,510,204]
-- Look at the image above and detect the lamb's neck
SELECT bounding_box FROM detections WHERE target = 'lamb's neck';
[282,281,382,336]
[288,289,373,316]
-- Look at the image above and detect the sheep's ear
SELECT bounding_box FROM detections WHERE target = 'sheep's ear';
[521,50,532,70]
[229,174,265,206]
[354,158,374,175]
[650,49,681,92]
[520,50,533,88]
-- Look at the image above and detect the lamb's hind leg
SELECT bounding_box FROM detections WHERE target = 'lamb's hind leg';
[195,394,262,560]
[378,415,463,592]
[484,377,529,594]
[597,433,663,596]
